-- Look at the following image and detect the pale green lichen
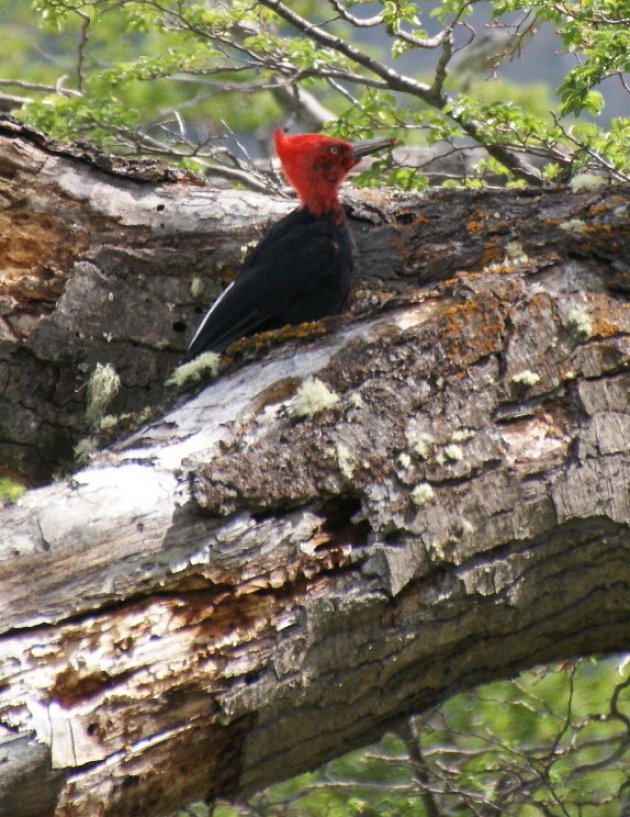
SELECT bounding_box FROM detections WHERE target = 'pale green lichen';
[559,218,586,234]
[349,392,365,409]
[334,443,355,480]
[98,412,135,431]
[566,306,593,337]
[411,482,435,507]
[74,436,97,464]
[166,352,221,387]
[444,443,464,461]
[504,241,529,263]
[569,173,606,192]
[290,377,339,419]
[190,277,204,298]
[86,363,121,427]
[483,239,529,272]
[99,414,118,430]
[410,431,434,460]
[460,519,475,536]
[239,240,258,261]
[450,428,475,443]
[398,452,412,469]
[511,369,541,386]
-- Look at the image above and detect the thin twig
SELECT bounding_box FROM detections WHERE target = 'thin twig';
[326,0,384,28]
[257,0,545,184]
[0,77,81,97]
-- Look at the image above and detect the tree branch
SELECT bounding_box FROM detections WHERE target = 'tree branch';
[0,116,629,817]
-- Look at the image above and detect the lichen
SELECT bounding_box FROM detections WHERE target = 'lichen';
[349,393,365,409]
[99,414,118,430]
[504,241,529,263]
[569,173,605,192]
[410,431,434,460]
[334,443,355,479]
[86,363,121,428]
[190,277,204,298]
[398,452,411,469]
[460,519,475,536]
[511,369,541,386]
[290,377,339,419]
[443,443,464,461]
[239,239,258,260]
[450,428,475,443]
[559,218,586,234]
[566,306,593,337]
[74,436,97,464]
[166,352,221,387]
[411,482,435,507]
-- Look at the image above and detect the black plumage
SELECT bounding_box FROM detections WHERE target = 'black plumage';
[186,128,394,359]
[187,208,352,357]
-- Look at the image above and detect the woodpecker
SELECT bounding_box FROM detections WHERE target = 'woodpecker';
[187,128,395,358]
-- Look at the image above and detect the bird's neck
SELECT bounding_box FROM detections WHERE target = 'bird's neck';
[298,183,345,223]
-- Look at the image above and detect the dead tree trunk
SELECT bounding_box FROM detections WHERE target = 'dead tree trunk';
[0,114,629,817]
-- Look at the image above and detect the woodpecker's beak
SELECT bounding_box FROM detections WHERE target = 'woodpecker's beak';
[350,136,396,159]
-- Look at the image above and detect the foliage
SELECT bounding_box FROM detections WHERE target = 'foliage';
[0,0,628,187]
[176,655,630,817]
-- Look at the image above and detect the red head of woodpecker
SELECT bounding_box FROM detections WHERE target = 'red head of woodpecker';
[273,128,395,220]
[187,128,395,358]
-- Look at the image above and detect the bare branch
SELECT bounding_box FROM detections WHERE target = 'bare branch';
[398,718,442,817]
[430,30,454,98]
[257,0,435,100]
[0,77,81,97]
[271,83,335,130]
[552,113,630,183]
[257,0,546,184]
[326,0,384,28]
[75,10,91,93]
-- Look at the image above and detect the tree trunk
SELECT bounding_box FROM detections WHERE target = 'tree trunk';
[0,114,629,817]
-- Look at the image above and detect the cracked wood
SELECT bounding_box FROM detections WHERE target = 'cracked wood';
[0,115,629,817]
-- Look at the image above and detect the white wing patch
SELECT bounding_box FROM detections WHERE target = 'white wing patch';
[188,281,235,352]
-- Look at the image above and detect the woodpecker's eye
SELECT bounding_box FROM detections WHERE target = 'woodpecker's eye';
[328,145,341,155]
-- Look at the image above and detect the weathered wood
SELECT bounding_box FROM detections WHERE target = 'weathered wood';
[2,262,629,815]
[0,115,629,817]
[0,114,628,482]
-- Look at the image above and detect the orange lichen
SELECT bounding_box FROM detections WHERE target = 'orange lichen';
[0,208,81,314]
[478,240,502,268]
[466,219,484,234]
[466,209,488,235]
[589,297,629,338]
[440,294,504,364]
[233,320,329,352]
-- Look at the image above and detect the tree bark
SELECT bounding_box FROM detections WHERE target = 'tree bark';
[0,114,629,817]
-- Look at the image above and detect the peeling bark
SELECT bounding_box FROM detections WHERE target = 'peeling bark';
[0,115,629,817]
[1,113,628,483]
